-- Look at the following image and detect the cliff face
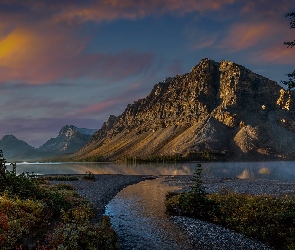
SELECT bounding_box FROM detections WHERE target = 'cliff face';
[75,59,295,161]
[39,125,93,155]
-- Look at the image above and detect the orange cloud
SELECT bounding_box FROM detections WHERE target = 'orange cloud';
[54,0,236,23]
[0,27,86,84]
[220,22,279,52]
[71,99,119,117]
[0,25,154,84]
[259,45,295,64]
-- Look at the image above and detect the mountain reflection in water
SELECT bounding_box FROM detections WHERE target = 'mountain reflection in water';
[7,161,295,180]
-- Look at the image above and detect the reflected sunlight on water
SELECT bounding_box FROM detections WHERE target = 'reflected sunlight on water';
[6,161,295,180]
[105,178,194,250]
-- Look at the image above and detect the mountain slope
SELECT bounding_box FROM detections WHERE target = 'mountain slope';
[73,59,295,161]
[39,125,94,155]
[0,135,42,161]
[0,125,97,161]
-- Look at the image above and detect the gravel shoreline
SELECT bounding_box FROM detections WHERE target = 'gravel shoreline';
[163,176,295,250]
[50,175,295,249]
[50,174,152,221]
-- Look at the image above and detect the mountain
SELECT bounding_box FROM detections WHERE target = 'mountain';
[0,135,42,162]
[0,125,97,161]
[39,125,95,155]
[72,58,295,161]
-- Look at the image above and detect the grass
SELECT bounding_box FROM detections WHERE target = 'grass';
[0,163,117,249]
[165,164,295,250]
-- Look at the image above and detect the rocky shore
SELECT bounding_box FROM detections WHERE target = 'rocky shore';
[50,174,151,221]
[51,175,295,249]
[163,175,295,197]
[163,176,292,250]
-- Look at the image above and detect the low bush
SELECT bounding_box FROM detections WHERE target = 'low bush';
[0,193,51,249]
[41,176,80,181]
[0,159,117,249]
[82,171,95,180]
[38,211,117,250]
[165,164,295,250]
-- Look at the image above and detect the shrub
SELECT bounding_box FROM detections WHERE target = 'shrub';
[165,164,295,250]
[0,156,118,249]
[83,171,95,180]
[166,163,219,220]
[0,193,50,249]
[41,176,80,181]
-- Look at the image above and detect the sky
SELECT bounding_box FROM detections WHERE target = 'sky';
[0,0,294,147]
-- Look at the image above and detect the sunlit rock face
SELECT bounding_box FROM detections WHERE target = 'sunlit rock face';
[74,59,295,161]
[39,125,94,154]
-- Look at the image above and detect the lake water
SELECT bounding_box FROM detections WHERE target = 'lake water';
[6,161,295,180]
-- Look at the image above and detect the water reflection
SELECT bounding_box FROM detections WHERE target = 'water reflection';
[259,167,271,175]
[105,178,194,249]
[6,161,295,181]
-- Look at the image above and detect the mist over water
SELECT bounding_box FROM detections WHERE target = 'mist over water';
[7,161,295,180]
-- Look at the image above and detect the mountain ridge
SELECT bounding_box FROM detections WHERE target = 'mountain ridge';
[0,125,97,161]
[72,58,295,161]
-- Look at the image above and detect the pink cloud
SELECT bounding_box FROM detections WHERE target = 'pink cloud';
[0,26,155,84]
[53,0,236,23]
[70,99,119,117]
[258,45,295,64]
[219,22,278,52]
[209,1,295,70]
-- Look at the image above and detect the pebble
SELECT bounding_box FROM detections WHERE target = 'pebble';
[50,174,148,221]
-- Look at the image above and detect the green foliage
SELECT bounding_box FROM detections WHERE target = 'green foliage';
[41,175,80,181]
[82,171,95,180]
[165,164,295,250]
[0,156,118,249]
[122,151,225,163]
[208,192,295,249]
[38,208,117,250]
[0,194,51,249]
[281,70,295,90]
[282,12,295,89]
[166,164,219,220]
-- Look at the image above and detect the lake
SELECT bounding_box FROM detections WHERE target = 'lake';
[6,161,295,181]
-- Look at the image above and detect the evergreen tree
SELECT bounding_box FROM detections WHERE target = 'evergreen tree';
[282,12,295,89]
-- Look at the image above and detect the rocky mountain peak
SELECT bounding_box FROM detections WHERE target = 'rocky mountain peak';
[73,59,295,161]
[59,125,78,137]
[39,124,93,154]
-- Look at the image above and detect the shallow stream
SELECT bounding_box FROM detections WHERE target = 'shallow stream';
[105,177,195,250]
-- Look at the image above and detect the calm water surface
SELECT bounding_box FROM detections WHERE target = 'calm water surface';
[7,161,295,180]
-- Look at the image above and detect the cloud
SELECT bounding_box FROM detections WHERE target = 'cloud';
[219,22,278,52]
[0,26,155,84]
[53,0,236,23]
[216,1,295,64]
[259,45,295,64]
[71,99,119,117]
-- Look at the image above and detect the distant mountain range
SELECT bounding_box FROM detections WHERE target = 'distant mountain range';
[70,58,295,161]
[2,58,295,162]
[0,125,97,162]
